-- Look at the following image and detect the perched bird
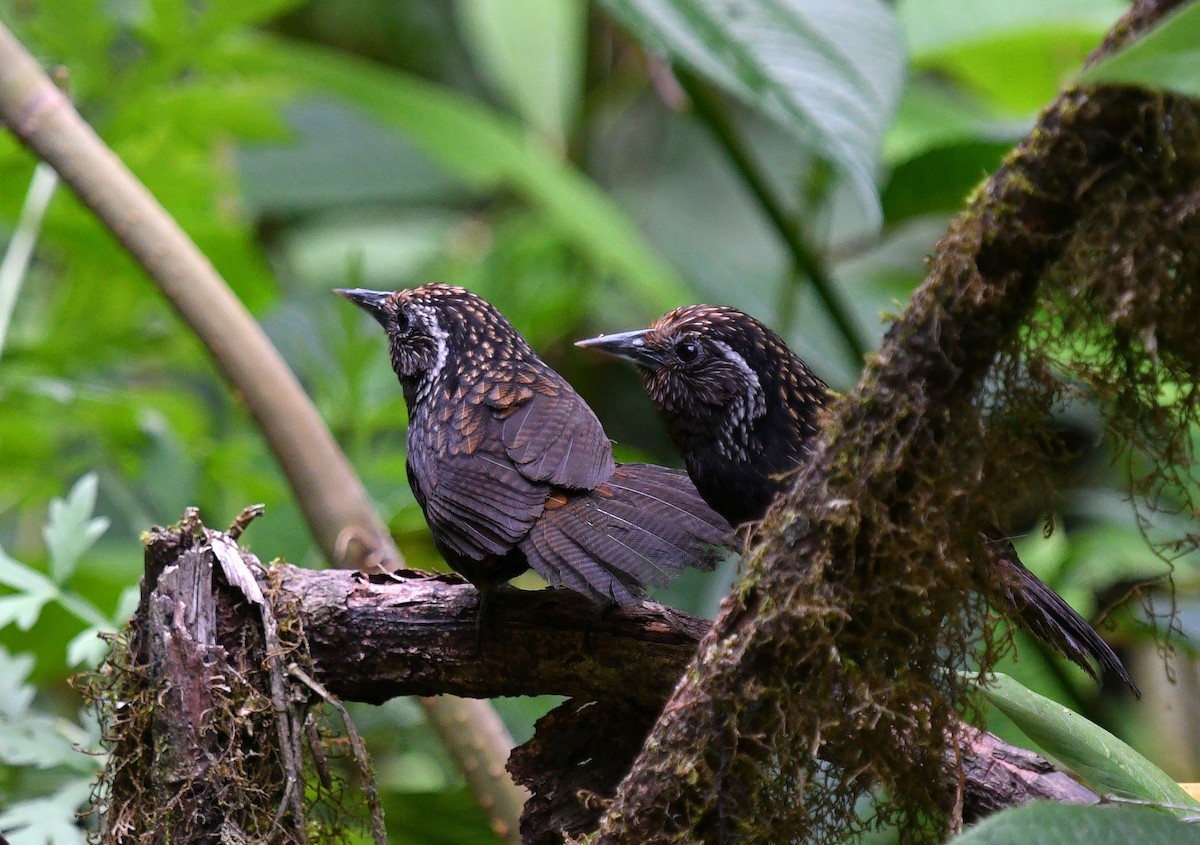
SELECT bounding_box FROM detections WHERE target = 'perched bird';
[336,284,731,619]
[578,305,1138,693]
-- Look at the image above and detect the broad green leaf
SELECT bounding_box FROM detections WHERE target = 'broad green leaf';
[975,673,1200,816]
[458,0,587,147]
[602,0,906,232]
[881,140,1010,224]
[900,0,1127,59]
[221,34,691,316]
[1080,2,1200,98]
[42,473,110,584]
[883,78,1024,164]
[949,802,1200,845]
[900,0,1127,115]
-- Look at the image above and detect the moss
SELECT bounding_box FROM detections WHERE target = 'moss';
[595,23,1200,844]
[78,518,373,844]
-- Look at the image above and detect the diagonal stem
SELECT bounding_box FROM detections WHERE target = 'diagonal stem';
[676,68,866,365]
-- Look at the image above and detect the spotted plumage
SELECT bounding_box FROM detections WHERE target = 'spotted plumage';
[337,284,731,611]
[578,305,828,526]
[578,304,1138,693]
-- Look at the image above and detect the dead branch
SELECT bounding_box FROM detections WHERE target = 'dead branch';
[107,517,1098,844]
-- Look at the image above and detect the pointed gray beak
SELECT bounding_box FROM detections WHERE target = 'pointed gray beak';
[575,329,662,366]
[335,288,391,328]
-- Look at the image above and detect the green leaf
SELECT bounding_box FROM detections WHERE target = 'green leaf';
[900,0,1127,59]
[881,140,1010,224]
[949,802,1200,845]
[0,592,54,631]
[975,673,1200,815]
[457,0,587,146]
[1080,2,1200,98]
[0,543,55,593]
[66,626,108,668]
[0,647,98,772]
[0,545,55,630]
[0,779,93,845]
[901,0,1127,115]
[42,473,110,584]
[221,34,692,316]
[601,0,906,231]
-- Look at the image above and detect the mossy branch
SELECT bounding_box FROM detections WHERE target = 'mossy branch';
[91,516,1096,844]
[592,2,1197,842]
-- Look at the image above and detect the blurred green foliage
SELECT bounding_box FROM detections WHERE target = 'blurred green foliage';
[0,0,1198,841]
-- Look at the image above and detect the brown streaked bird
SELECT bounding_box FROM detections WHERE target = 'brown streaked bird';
[336,284,731,618]
[578,304,1139,694]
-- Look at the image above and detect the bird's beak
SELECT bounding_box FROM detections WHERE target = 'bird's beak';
[575,329,661,366]
[335,288,391,328]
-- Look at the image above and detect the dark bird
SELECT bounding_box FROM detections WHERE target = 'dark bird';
[578,304,1139,693]
[336,284,731,619]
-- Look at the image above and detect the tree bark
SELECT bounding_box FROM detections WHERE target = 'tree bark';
[111,518,1097,844]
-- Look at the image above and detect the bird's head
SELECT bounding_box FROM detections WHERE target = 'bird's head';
[337,284,531,405]
[577,305,827,460]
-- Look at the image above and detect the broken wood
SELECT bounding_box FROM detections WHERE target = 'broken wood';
[103,517,1098,844]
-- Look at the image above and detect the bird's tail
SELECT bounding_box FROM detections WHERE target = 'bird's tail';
[992,541,1139,696]
[520,463,733,606]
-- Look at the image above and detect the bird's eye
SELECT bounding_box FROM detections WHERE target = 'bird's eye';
[393,309,411,333]
[674,338,701,364]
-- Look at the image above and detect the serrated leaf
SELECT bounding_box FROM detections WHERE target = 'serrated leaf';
[114,585,141,622]
[42,473,110,584]
[949,802,1200,845]
[1080,2,1200,98]
[975,673,1200,816]
[0,544,55,593]
[0,779,93,845]
[66,626,108,668]
[0,592,55,632]
[601,0,906,232]
[0,648,37,717]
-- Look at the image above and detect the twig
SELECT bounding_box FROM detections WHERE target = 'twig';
[228,503,266,540]
[289,664,388,845]
[0,161,56,360]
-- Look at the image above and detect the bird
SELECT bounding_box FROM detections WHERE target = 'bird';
[577,304,1139,694]
[335,284,732,623]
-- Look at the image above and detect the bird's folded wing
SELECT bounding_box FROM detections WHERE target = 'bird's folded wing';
[520,464,733,606]
[408,443,547,562]
[489,374,616,490]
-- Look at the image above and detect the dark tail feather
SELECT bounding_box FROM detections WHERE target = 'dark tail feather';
[520,463,733,606]
[993,545,1140,696]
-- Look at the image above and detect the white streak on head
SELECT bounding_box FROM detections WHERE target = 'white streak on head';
[712,340,766,460]
[411,303,448,404]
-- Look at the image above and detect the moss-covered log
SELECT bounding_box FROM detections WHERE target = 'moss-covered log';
[87,514,1098,844]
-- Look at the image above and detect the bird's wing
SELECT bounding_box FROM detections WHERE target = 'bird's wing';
[485,369,615,490]
[407,436,546,562]
[519,464,733,606]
